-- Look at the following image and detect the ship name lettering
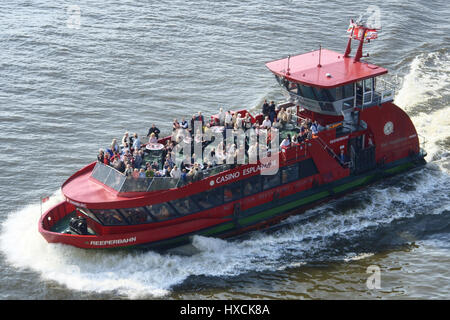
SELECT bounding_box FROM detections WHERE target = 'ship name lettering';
[216,171,240,184]
[90,236,137,246]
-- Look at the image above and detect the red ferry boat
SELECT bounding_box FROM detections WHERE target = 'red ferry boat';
[39,21,426,250]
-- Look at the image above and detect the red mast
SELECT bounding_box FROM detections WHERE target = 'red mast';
[344,19,379,63]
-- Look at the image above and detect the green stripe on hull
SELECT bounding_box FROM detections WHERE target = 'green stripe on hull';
[239,190,330,226]
[200,222,235,237]
[384,162,414,174]
[332,175,374,194]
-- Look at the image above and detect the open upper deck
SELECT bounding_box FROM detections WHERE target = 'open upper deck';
[265,48,387,89]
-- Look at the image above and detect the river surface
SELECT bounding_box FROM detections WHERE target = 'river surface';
[0,0,449,299]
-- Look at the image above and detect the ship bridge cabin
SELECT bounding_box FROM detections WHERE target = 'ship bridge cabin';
[265,48,395,132]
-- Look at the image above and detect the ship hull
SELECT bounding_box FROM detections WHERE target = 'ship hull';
[39,153,426,251]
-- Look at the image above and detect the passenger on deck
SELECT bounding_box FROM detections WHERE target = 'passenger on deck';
[97,149,104,163]
[225,111,233,129]
[166,153,175,168]
[147,124,160,139]
[311,121,319,135]
[231,112,237,128]
[132,133,141,150]
[189,114,196,133]
[181,117,189,130]
[173,119,180,131]
[111,139,120,153]
[132,168,140,179]
[165,166,172,177]
[269,101,276,123]
[121,142,130,155]
[196,111,205,128]
[243,112,252,130]
[121,132,130,148]
[204,122,211,137]
[187,167,196,182]
[278,107,289,127]
[262,116,272,129]
[113,157,125,173]
[272,118,282,130]
[170,165,181,179]
[133,150,143,169]
[139,168,146,178]
[236,145,245,163]
[218,108,225,126]
[248,142,258,163]
[181,169,187,183]
[339,149,346,164]
[122,149,133,165]
[235,113,243,129]
[103,153,111,166]
[148,132,158,144]
[124,163,133,176]
[262,100,270,117]
[280,136,291,149]
[145,167,155,178]
[151,160,159,170]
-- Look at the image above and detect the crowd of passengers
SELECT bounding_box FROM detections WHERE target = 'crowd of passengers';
[96,102,324,184]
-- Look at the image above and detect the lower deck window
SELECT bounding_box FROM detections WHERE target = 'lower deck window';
[119,207,153,224]
[224,182,242,202]
[191,187,223,209]
[170,197,200,215]
[281,164,299,184]
[243,175,261,196]
[146,203,177,221]
[262,171,280,190]
[91,209,127,226]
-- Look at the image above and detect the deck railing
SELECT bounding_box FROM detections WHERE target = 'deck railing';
[90,162,236,193]
[90,162,181,193]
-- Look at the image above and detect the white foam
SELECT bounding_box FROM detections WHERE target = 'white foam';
[395,51,450,110]
[343,252,375,262]
[394,50,450,164]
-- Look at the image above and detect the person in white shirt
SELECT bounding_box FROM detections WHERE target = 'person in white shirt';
[218,108,225,126]
[261,116,271,129]
[248,142,258,163]
[235,113,243,129]
[280,137,291,148]
[272,118,282,130]
[170,165,181,179]
[225,111,233,129]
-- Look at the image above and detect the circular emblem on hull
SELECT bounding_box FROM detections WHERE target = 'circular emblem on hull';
[384,121,394,135]
[209,180,215,186]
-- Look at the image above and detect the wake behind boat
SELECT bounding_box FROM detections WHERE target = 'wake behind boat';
[39,20,427,250]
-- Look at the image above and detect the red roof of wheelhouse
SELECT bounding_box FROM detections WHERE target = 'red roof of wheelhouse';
[265,48,388,89]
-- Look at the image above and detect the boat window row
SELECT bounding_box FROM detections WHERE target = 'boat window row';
[82,159,319,226]
[276,76,355,102]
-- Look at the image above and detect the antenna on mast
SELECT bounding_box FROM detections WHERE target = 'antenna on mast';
[286,55,291,75]
[317,44,322,67]
[343,19,379,63]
